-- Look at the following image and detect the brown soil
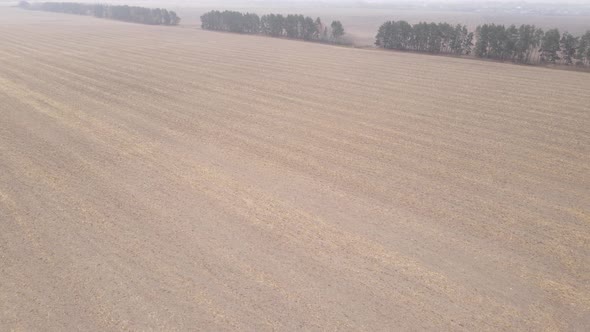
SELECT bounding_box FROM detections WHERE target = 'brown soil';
[1,8,589,331]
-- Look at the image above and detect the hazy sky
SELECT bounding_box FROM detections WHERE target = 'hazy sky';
[174,0,590,5]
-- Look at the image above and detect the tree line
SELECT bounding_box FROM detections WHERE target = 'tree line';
[200,10,345,42]
[376,21,474,55]
[19,1,180,26]
[376,19,590,67]
[475,24,590,65]
[16,3,590,68]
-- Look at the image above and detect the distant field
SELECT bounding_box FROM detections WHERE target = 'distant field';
[173,6,590,46]
[1,7,589,330]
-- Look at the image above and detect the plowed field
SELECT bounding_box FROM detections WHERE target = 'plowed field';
[1,8,589,331]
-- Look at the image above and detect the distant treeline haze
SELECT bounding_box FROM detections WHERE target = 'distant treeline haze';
[200,10,345,43]
[17,2,590,68]
[376,21,474,55]
[376,20,590,66]
[19,1,180,26]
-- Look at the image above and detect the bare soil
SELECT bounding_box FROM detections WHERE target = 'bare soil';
[1,8,589,331]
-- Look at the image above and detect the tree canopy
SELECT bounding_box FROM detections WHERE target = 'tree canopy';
[331,21,344,40]
[376,19,590,67]
[200,10,344,43]
[376,21,474,55]
[24,2,180,26]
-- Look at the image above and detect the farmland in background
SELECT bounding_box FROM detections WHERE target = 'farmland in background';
[172,5,590,46]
